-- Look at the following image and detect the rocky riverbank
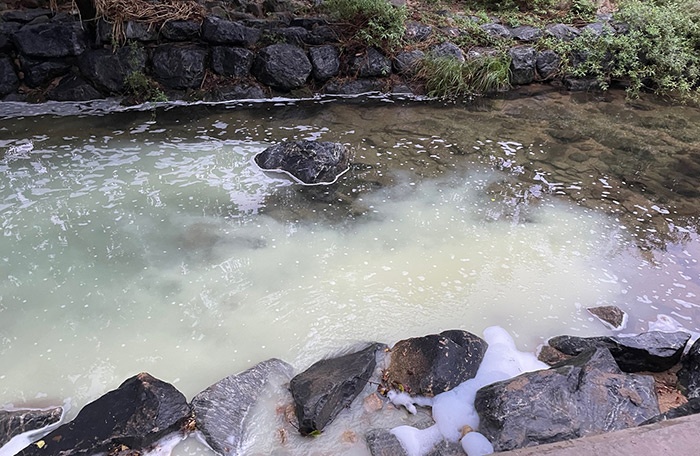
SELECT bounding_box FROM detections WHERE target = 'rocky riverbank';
[2,311,699,456]
[0,0,663,104]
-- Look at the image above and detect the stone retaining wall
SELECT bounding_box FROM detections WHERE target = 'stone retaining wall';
[0,6,616,103]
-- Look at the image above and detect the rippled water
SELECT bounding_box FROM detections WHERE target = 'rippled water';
[1,90,699,454]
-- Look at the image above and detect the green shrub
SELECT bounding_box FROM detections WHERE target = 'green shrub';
[124,71,168,103]
[416,54,511,98]
[559,0,700,100]
[323,0,407,49]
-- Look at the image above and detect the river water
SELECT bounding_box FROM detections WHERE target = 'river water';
[1,89,699,454]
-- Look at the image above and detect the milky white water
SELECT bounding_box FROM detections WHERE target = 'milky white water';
[1,92,699,454]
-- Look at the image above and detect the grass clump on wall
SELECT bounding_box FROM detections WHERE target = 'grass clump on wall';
[562,0,700,100]
[416,54,512,99]
[323,0,407,49]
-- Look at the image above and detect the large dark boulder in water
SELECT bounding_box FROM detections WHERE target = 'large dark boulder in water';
[547,331,690,372]
[382,330,488,396]
[0,407,63,447]
[17,372,191,456]
[254,140,351,185]
[252,44,312,91]
[191,358,294,455]
[290,343,385,435]
[475,348,659,452]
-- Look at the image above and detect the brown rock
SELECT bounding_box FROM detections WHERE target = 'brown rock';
[587,305,627,330]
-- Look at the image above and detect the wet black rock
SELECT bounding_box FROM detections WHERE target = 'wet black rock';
[309,45,339,81]
[124,21,158,42]
[0,57,20,96]
[161,20,201,41]
[547,331,690,372]
[152,44,207,90]
[290,343,385,435]
[641,397,700,425]
[201,16,261,47]
[207,83,266,101]
[546,23,581,41]
[678,337,700,399]
[0,407,63,447]
[13,21,87,58]
[272,26,309,46]
[254,139,350,185]
[191,358,294,455]
[587,305,627,330]
[583,21,615,37]
[47,75,102,101]
[20,57,71,88]
[349,47,391,78]
[475,348,660,452]
[383,330,488,396]
[536,50,561,80]
[509,46,536,85]
[2,9,52,23]
[429,42,464,62]
[252,44,311,91]
[481,23,512,39]
[393,50,425,76]
[564,77,600,91]
[17,372,191,456]
[0,22,22,52]
[211,46,254,78]
[510,25,543,42]
[79,45,147,94]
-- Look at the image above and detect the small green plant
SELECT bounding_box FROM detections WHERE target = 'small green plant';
[557,0,700,100]
[323,0,407,49]
[416,54,512,98]
[124,70,168,103]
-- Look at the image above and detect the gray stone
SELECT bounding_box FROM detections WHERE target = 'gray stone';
[78,45,147,93]
[17,373,191,456]
[211,46,254,78]
[383,330,487,396]
[201,16,261,47]
[366,428,406,456]
[509,46,536,85]
[429,42,464,62]
[536,50,561,80]
[125,21,158,41]
[309,45,339,81]
[510,25,543,42]
[152,44,207,90]
[0,407,63,447]
[323,78,384,95]
[0,22,22,51]
[206,83,266,101]
[564,77,601,91]
[191,359,294,456]
[47,75,102,101]
[0,57,19,96]
[161,20,201,41]
[20,57,71,88]
[350,47,391,78]
[475,348,660,452]
[546,23,581,41]
[290,343,385,435]
[547,331,690,372]
[393,50,424,75]
[252,44,311,91]
[583,22,615,37]
[481,23,512,39]
[13,21,87,58]
[678,337,700,399]
[405,21,432,42]
[271,26,309,46]
[254,140,351,185]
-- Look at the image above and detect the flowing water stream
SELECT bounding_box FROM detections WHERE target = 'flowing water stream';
[1,89,699,454]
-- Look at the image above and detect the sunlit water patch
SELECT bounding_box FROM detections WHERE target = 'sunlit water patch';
[1,92,700,455]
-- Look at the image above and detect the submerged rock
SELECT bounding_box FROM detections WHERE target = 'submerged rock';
[0,407,63,447]
[17,372,191,456]
[383,330,488,396]
[254,140,351,185]
[290,343,385,435]
[547,331,690,372]
[587,305,627,330]
[475,348,659,452]
[191,358,294,455]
